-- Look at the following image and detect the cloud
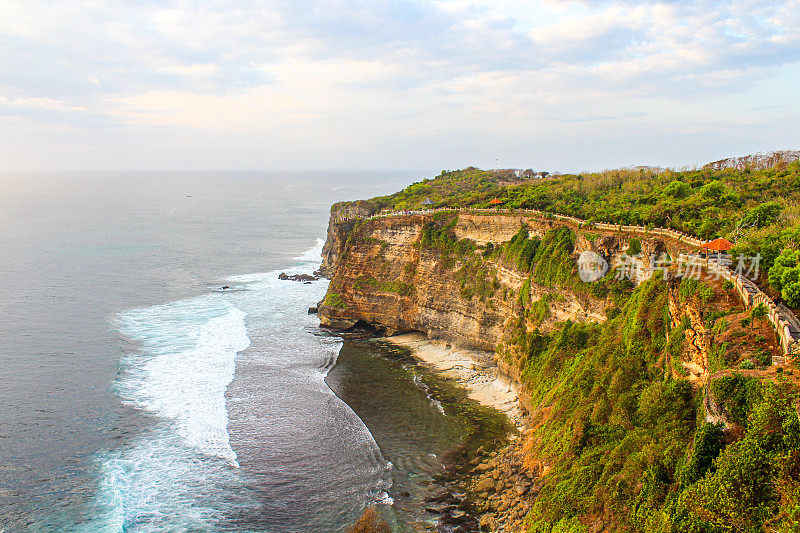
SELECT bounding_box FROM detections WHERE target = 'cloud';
[0,0,798,170]
[2,1,796,99]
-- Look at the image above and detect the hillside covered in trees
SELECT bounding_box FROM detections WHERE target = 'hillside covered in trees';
[321,151,800,532]
[369,153,800,306]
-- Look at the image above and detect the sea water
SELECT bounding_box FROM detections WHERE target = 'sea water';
[0,172,470,532]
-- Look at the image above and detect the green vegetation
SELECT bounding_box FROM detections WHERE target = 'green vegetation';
[711,374,762,427]
[324,292,347,309]
[518,279,691,531]
[418,213,475,259]
[740,358,755,370]
[707,343,728,374]
[677,277,715,305]
[371,167,502,210]
[365,159,800,297]
[420,213,458,250]
[751,303,768,319]
[455,256,499,301]
[529,228,576,288]
[678,422,725,487]
[371,161,800,240]
[499,226,577,287]
[768,249,800,306]
[668,381,800,532]
[502,226,542,273]
[360,236,390,251]
[354,275,413,296]
[500,276,800,532]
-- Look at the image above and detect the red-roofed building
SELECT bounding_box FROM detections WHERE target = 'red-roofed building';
[700,238,734,251]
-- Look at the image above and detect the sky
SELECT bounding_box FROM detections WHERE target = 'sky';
[0,0,798,173]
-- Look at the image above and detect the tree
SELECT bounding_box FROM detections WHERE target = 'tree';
[768,249,800,305]
[663,180,691,199]
[740,201,782,228]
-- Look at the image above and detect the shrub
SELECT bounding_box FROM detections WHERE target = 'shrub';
[712,373,762,426]
[768,248,800,305]
[420,215,459,252]
[751,304,768,319]
[755,350,772,367]
[531,227,575,287]
[697,284,714,304]
[663,180,692,199]
[740,201,782,228]
[700,180,726,199]
[679,422,725,486]
[354,276,414,296]
[504,226,541,272]
[324,292,346,309]
[670,382,798,531]
[679,277,699,301]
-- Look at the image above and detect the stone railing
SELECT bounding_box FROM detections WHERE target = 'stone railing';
[345,206,797,359]
[368,208,705,248]
[704,259,797,359]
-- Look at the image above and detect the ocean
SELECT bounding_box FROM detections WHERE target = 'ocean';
[0,172,470,532]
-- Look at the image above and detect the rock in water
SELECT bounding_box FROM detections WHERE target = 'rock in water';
[278,272,319,282]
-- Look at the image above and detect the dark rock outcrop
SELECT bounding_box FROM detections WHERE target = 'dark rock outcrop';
[278,272,318,282]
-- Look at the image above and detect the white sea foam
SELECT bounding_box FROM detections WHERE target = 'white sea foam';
[88,239,393,531]
[87,430,250,533]
[86,297,252,531]
[293,237,325,261]
[375,491,394,506]
[115,298,248,465]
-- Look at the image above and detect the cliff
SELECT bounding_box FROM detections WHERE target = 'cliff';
[318,208,624,351]
[318,200,797,532]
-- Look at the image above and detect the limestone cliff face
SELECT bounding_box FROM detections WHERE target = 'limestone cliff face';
[667,277,711,382]
[319,201,377,278]
[319,213,516,351]
[452,213,557,244]
[318,210,625,352]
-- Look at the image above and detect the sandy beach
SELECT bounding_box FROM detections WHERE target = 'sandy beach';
[381,332,523,428]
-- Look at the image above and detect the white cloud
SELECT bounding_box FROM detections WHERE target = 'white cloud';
[0,0,797,171]
[0,95,85,111]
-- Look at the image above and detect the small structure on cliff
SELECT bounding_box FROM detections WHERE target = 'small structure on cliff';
[700,238,733,254]
[422,198,435,208]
